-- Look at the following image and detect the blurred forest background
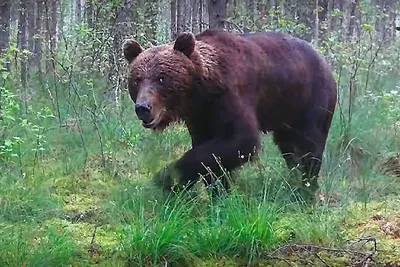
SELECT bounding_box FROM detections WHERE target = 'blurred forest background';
[1,0,399,107]
[1,0,400,266]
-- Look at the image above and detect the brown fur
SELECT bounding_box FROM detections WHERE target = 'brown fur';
[123,29,337,201]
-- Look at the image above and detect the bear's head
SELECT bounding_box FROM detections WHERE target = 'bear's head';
[122,32,199,131]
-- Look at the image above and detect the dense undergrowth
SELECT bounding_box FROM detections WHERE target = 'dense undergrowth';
[1,7,400,267]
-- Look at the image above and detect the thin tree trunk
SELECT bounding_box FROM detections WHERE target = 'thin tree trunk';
[85,0,93,28]
[314,0,319,47]
[33,0,43,75]
[26,0,35,83]
[108,0,132,104]
[192,0,199,33]
[318,1,329,26]
[18,0,28,90]
[145,1,158,44]
[0,0,11,58]
[389,0,397,40]
[27,0,35,53]
[327,0,333,32]
[76,0,81,23]
[246,0,255,21]
[131,0,142,40]
[297,0,315,41]
[44,0,58,73]
[50,0,57,55]
[256,0,266,17]
[375,0,396,42]
[347,0,359,37]
[44,0,61,123]
[58,0,64,43]
[207,0,228,29]
[10,0,19,28]
[314,0,329,44]
[199,0,204,32]
[338,0,344,28]
[171,0,177,39]
[0,0,10,110]
[184,0,191,31]
[177,0,184,34]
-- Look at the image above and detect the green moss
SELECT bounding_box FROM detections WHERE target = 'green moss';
[40,218,122,265]
[63,193,98,211]
[333,196,400,265]
[197,257,239,267]
[197,254,352,267]
[0,220,77,266]
[41,218,118,248]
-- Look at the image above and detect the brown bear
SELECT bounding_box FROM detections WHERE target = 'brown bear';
[122,28,337,200]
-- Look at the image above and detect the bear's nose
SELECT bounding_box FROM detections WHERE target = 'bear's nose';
[135,103,152,122]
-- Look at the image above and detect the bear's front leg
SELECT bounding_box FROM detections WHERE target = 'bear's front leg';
[153,131,261,193]
[152,160,183,191]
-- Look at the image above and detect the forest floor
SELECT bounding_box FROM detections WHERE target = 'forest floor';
[1,126,400,267]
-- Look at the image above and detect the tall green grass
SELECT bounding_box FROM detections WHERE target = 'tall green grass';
[1,71,399,265]
[0,223,77,267]
[1,28,400,266]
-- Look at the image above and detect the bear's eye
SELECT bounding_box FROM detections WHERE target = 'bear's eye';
[133,77,141,86]
[158,76,164,85]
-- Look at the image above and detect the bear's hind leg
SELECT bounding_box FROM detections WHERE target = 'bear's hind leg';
[292,122,330,203]
[273,126,327,203]
[273,130,301,172]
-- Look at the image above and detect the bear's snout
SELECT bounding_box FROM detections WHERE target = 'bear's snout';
[135,102,152,123]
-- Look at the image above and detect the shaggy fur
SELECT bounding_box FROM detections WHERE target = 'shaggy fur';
[122,29,337,200]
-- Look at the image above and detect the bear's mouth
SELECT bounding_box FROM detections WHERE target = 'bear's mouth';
[142,109,166,130]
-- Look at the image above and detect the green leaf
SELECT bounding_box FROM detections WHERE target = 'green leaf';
[4,139,12,147]
[1,71,9,80]
[361,24,374,31]
[313,6,324,14]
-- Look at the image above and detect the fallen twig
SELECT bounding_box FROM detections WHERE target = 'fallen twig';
[278,244,368,256]
[260,238,380,266]
[90,224,98,246]
[265,256,295,267]
[351,237,377,267]
[314,252,331,267]
[88,224,98,255]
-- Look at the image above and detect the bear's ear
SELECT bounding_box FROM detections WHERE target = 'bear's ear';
[122,39,143,63]
[173,32,196,57]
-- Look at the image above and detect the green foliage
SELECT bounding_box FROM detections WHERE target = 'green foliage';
[227,2,310,36]
[0,1,400,266]
[0,62,22,165]
[0,223,77,267]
